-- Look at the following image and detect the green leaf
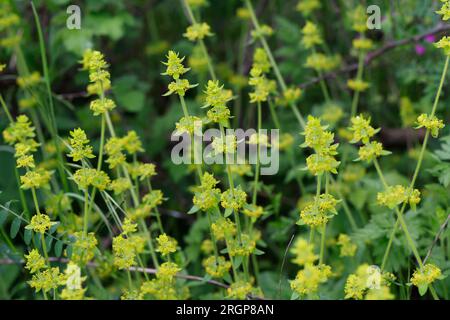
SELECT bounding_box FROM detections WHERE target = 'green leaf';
[24,229,33,245]
[254,248,265,255]
[55,241,64,257]
[224,208,233,217]
[45,236,53,252]
[418,284,428,296]
[9,218,21,239]
[66,244,73,258]
[187,205,200,215]
[233,256,243,269]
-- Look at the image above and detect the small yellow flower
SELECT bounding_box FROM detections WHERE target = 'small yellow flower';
[228,233,256,257]
[301,21,323,49]
[296,0,321,17]
[183,22,213,41]
[17,72,41,88]
[24,249,46,274]
[25,214,57,234]
[227,281,253,300]
[410,264,443,294]
[28,267,66,293]
[211,217,236,240]
[435,36,450,55]
[175,116,202,134]
[436,1,450,21]
[156,233,178,256]
[290,264,332,296]
[357,141,390,162]
[290,238,318,266]
[416,113,445,138]
[305,53,340,72]
[89,98,116,116]
[251,24,273,39]
[162,51,190,80]
[202,256,231,278]
[243,204,264,219]
[220,186,247,211]
[352,38,373,51]
[236,7,251,20]
[337,234,357,257]
[300,194,339,227]
[347,79,370,92]
[349,115,380,144]
[67,128,95,162]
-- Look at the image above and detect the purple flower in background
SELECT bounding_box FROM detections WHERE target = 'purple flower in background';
[424,35,436,43]
[415,44,426,56]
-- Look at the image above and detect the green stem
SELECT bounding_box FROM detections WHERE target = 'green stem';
[244,0,305,129]
[83,190,89,235]
[252,102,262,205]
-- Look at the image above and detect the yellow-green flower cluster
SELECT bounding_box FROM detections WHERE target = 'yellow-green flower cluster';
[305,53,340,72]
[24,249,46,274]
[300,194,339,227]
[25,213,57,234]
[437,1,450,20]
[162,51,196,96]
[3,115,52,189]
[220,186,247,211]
[193,172,221,211]
[112,231,145,269]
[301,21,322,49]
[104,131,143,169]
[73,168,110,191]
[81,50,115,113]
[60,263,87,300]
[228,233,256,257]
[187,0,208,9]
[410,264,443,295]
[251,24,273,39]
[128,162,157,181]
[17,72,41,88]
[301,116,340,176]
[349,115,390,163]
[203,80,232,124]
[296,0,321,17]
[242,204,264,219]
[227,281,253,300]
[290,238,318,266]
[156,233,178,256]
[202,256,231,278]
[416,113,445,138]
[347,79,370,92]
[344,264,395,300]
[337,234,357,257]
[67,128,95,162]
[377,185,421,210]
[211,217,236,240]
[277,87,302,107]
[435,36,450,55]
[140,261,188,300]
[353,38,374,51]
[290,264,332,296]
[349,115,380,144]
[24,248,67,294]
[248,67,272,104]
[28,267,66,294]
[348,5,367,33]
[71,232,98,266]
[0,3,21,48]
[183,22,213,41]
[143,189,165,209]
